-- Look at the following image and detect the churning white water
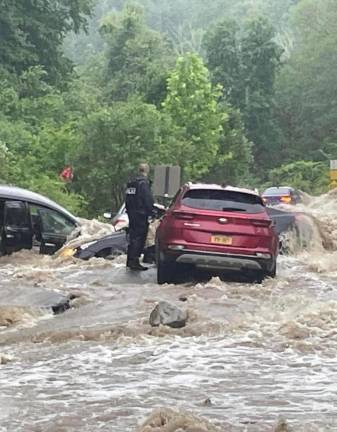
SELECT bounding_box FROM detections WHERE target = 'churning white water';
[1,192,337,431]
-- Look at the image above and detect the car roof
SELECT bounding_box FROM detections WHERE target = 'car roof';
[263,186,294,193]
[185,183,260,197]
[0,185,79,224]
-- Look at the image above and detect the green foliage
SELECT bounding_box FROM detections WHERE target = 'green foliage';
[0,0,92,84]
[1,0,333,220]
[268,161,329,195]
[206,107,253,186]
[24,175,87,216]
[203,20,241,102]
[275,0,337,163]
[72,99,165,215]
[204,17,282,169]
[0,141,10,183]
[100,5,173,105]
[163,53,224,180]
[75,0,295,56]
[0,67,90,215]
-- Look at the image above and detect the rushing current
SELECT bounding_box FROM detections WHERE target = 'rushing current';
[1,192,337,432]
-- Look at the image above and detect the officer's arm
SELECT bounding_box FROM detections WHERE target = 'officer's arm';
[140,181,154,216]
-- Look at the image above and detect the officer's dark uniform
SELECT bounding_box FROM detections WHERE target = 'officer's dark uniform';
[125,175,154,270]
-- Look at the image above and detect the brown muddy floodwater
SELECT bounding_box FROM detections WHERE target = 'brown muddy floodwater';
[1,193,337,432]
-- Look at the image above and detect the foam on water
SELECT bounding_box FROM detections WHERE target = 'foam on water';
[1,192,337,430]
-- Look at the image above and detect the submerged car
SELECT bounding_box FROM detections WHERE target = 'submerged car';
[104,203,166,231]
[262,187,301,206]
[156,183,279,284]
[0,185,79,256]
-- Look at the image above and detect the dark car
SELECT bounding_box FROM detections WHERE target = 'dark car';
[74,203,166,261]
[262,187,301,206]
[0,185,79,256]
[156,183,279,284]
[72,231,128,260]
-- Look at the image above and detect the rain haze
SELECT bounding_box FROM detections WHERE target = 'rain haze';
[1,0,337,431]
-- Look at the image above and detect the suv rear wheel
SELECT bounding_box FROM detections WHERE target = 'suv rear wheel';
[265,257,277,278]
[251,258,276,283]
[157,252,176,285]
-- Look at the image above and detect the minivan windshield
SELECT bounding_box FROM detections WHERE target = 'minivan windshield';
[182,189,265,213]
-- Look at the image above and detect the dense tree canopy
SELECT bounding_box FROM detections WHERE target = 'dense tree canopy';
[204,17,282,169]
[0,0,92,83]
[100,4,173,105]
[163,53,224,180]
[0,0,334,217]
[275,0,337,165]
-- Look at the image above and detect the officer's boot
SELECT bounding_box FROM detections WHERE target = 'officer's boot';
[128,258,148,271]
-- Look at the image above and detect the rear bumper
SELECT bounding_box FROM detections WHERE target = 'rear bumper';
[165,250,274,272]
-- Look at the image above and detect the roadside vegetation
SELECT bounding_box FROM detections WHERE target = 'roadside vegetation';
[0,0,333,216]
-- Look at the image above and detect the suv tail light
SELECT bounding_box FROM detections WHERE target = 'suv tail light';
[252,219,272,228]
[173,211,194,220]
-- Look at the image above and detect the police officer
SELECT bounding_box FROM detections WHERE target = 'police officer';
[125,163,154,271]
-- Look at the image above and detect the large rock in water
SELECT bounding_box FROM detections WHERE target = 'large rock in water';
[149,301,187,328]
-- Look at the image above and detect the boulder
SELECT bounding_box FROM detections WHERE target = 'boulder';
[149,301,187,328]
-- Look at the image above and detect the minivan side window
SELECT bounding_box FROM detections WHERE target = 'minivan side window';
[4,201,31,228]
[30,205,76,236]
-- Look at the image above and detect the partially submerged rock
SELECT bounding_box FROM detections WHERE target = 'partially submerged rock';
[274,417,291,432]
[149,301,187,328]
[139,408,220,432]
[0,353,14,364]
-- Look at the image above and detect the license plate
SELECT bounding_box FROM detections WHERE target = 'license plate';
[211,235,232,245]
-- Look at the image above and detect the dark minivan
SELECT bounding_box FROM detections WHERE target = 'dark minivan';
[0,185,79,256]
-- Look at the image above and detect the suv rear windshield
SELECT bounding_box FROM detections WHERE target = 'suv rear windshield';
[182,189,265,213]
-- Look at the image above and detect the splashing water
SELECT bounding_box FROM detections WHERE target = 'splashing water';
[1,193,337,431]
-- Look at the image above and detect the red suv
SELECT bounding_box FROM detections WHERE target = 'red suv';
[156,184,278,284]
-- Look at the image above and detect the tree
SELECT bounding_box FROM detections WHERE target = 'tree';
[203,20,241,102]
[204,17,282,170]
[100,4,173,105]
[0,0,92,84]
[0,142,10,183]
[0,67,91,214]
[163,53,224,180]
[240,18,282,167]
[71,99,165,215]
[268,161,329,195]
[275,0,337,163]
[206,107,253,186]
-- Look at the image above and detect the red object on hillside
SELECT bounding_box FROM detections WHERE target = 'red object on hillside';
[59,165,74,182]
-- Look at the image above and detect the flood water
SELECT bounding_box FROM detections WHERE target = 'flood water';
[1,192,337,431]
